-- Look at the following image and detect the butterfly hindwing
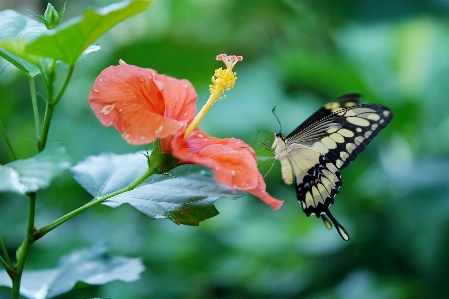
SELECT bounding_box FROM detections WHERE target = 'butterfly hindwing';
[273,94,393,241]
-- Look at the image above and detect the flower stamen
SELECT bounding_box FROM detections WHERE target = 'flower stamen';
[184,54,243,138]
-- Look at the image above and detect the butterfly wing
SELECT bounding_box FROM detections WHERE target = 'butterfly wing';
[286,93,360,139]
[284,96,393,240]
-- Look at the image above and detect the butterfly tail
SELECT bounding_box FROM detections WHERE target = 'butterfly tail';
[321,215,333,230]
[324,208,350,241]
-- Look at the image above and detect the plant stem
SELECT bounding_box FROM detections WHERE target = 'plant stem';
[52,65,74,105]
[35,167,155,238]
[0,236,12,268]
[11,192,37,299]
[29,76,41,141]
[0,256,8,273]
[38,102,55,152]
[0,119,16,160]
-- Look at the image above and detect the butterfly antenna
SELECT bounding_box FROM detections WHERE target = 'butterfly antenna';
[272,106,282,133]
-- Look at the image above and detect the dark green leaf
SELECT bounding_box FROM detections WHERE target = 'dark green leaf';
[71,152,244,225]
[0,240,144,298]
[0,144,71,194]
[25,0,151,65]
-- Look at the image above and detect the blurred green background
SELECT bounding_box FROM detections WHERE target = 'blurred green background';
[1,0,449,298]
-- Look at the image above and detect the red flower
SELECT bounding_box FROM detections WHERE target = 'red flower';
[88,58,283,210]
[171,129,283,210]
[89,60,197,145]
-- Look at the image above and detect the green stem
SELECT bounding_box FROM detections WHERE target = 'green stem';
[52,65,74,105]
[0,118,16,160]
[11,192,37,299]
[35,167,155,239]
[37,65,75,152]
[0,236,12,268]
[29,76,41,141]
[0,256,8,273]
[38,102,55,152]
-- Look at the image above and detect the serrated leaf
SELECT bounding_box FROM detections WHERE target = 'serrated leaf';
[0,144,71,194]
[25,0,151,65]
[72,152,244,225]
[0,240,144,299]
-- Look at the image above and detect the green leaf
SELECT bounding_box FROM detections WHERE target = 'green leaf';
[71,152,244,225]
[0,240,144,298]
[25,0,151,65]
[0,9,47,76]
[0,10,101,77]
[0,144,71,194]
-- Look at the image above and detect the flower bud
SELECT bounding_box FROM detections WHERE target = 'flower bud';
[30,2,66,29]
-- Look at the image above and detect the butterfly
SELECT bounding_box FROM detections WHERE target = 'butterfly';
[271,94,393,241]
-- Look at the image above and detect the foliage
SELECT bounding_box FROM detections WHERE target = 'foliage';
[1,0,449,299]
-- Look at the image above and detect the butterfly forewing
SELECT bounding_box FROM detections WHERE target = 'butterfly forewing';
[275,94,393,241]
[286,93,360,138]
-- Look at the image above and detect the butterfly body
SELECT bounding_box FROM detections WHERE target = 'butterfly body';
[272,94,393,241]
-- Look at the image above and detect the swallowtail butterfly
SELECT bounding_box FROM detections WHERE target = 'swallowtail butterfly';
[271,94,393,241]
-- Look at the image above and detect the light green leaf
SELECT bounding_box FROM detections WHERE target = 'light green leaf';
[0,10,102,77]
[25,0,151,65]
[71,152,244,225]
[0,144,71,194]
[0,9,47,76]
[0,240,144,298]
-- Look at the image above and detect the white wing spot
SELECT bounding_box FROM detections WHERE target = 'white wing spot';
[330,133,345,143]
[340,151,349,161]
[367,114,381,121]
[346,143,356,153]
[347,117,370,126]
[355,136,364,145]
[321,136,337,149]
[338,128,354,138]
[336,159,344,168]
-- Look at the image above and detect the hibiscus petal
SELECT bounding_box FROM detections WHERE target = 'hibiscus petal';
[148,71,197,122]
[88,63,197,145]
[247,173,284,210]
[170,130,283,210]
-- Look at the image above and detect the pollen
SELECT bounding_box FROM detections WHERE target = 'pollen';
[183,54,243,139]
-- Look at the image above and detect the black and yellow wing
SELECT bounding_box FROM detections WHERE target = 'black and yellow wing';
[277,94,393,241]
